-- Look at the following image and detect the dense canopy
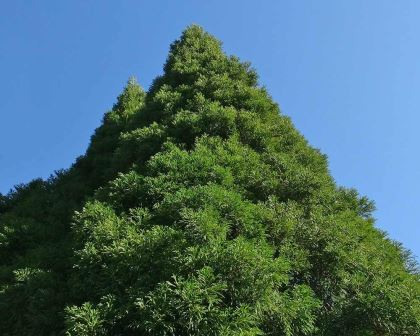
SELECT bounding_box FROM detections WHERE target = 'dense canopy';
[0,25,419,335]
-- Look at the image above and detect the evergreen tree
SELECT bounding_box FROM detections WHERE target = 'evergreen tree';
[0,25,419,335]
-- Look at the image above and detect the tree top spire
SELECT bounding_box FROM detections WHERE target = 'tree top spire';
[163,24,225,78]
[112,76,145,116]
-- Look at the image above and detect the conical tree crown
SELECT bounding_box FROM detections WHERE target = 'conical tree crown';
[112,76,145,117]
[164,25,226,78]
[79,78,146,186]
[87,77,145,156]
[0,25,419,336]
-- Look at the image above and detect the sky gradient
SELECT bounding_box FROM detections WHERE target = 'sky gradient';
[1,1,419,259]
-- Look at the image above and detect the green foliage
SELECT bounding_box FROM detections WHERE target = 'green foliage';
[65,296,116,336]
[134,267,259,335]
[0,24,419,335]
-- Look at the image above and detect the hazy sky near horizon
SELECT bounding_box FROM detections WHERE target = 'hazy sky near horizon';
[1,1,419,258]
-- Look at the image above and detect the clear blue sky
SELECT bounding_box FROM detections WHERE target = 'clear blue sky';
[1,1,419,259]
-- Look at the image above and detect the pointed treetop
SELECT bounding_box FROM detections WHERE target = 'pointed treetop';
[164,24,226,78]
[113,76,145,116]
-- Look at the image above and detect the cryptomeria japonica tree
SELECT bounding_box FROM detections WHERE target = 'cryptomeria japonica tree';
[0,25,419,335]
